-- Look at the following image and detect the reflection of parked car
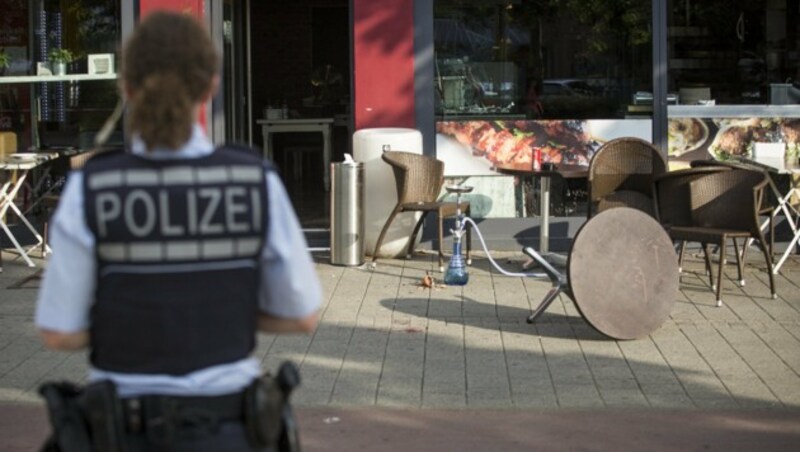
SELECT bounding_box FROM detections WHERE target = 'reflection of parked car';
[542,79,597,97]
[539,79,613,119]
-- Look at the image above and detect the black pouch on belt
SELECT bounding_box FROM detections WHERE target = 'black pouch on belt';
[78,380,126,452]
[244,361,302,450]
[38,381,92,452]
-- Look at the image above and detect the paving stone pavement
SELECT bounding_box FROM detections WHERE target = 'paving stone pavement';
[1,247,799,412]
[2,245,800,450]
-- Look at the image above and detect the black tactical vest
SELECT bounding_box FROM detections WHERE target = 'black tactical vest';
[82,146,270,375]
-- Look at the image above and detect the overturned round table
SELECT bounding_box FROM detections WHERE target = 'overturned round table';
[566,207,679,340]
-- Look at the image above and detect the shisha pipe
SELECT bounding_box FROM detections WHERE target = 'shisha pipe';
[443,184,567,321]
[443,185,472,285]
[444,184,548,280]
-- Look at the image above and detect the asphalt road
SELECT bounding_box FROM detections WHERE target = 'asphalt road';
[4,404,800,451]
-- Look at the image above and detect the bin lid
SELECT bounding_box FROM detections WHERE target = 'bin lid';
[353,128,421,137]
[340,153,361,166]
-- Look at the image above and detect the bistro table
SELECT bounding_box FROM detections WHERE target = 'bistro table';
[495,163,588,267]
[566,207,678,339]
[257,118,334,190]
[735,155,800,274]
[516,206,678,339]
[0,153,58,268]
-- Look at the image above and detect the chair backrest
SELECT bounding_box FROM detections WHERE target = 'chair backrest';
[689,158,748,171]
[690,158,776,211]
[382,151,445,205]
[653,166,732,228]
[689,169,767,233]
[588,137,667,217]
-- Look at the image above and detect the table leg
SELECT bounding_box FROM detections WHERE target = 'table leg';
[21,164,55,216]
[322,125,331,191]
[4,195,50,255]
[260,125,274,162]
[764,176,799,274]
[775,218,800,272]
[0,220,36,267]
[745,173,800,274]
[522,246,569,323]
[0,174,37,267]
[521,175,567,270]
[267,131,274,161]
[771,185,800,274]
[540,175,550,254]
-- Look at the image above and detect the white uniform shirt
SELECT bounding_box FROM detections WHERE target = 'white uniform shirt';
[35,125,322,397]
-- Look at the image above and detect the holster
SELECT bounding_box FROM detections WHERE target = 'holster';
[244,361,302,451]
[78,380,126,452]
[39,381,91,452]
[38,380,126,452]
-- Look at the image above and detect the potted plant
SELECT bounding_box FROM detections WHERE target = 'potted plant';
[0,49,9,76]
[48,48,74,76]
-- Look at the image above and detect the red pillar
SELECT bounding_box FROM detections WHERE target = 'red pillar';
[137,0,208,129]
[139,0,204,16]
[352,0,416,130]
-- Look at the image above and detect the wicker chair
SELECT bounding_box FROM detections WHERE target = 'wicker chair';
[668,169,776,306]
[587,137,667,219]
[653,166,733,286]
[371,151,470,271]
[690,158,776,262]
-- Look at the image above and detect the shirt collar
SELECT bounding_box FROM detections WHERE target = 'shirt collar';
[130,124,214,159]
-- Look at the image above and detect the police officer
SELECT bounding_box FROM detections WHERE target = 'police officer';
[35,11,321,451]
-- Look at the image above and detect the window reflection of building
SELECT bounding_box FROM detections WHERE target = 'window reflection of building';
[434,0,799,223]
[668,0,799,106]
[433,0,654,219]
[434,0,653,120]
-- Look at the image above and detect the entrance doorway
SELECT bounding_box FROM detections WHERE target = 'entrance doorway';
[217,0,351,231]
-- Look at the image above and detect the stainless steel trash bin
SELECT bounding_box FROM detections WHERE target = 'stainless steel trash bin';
[330,159,365,266]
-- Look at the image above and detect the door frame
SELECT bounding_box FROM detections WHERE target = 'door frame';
[209,0,252,146]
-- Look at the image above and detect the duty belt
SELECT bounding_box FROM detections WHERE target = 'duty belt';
[39,363,302,451]
[122,391,245,442]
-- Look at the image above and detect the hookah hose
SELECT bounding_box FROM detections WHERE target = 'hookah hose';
[461,217,549,279]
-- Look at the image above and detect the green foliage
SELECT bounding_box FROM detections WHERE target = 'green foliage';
[0,49,9,69]
[49,48,75,64]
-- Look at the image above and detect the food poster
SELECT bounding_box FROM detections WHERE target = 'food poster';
[668,117,800,163]
[436,119,652,176]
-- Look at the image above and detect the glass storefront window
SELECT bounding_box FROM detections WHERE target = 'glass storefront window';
[0,0,122,151]
[668,0,800,105]
[434,1,654,221]
[434,0,653,120]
